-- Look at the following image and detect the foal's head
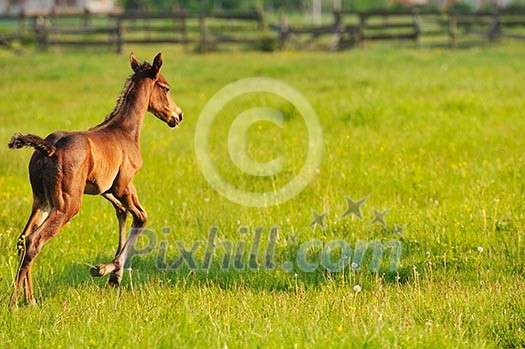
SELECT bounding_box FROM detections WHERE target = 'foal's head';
[130,52,183,128]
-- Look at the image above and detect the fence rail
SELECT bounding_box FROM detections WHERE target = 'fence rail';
[0,8,523,52]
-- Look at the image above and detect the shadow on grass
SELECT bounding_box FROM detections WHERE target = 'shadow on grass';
[41,248,415,298]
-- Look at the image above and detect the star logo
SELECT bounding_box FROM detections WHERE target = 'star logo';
[368,208,390,228]
[391,224,406,236]
[309,210,327,229]
[340,195,369,221]
[286,233,298,245]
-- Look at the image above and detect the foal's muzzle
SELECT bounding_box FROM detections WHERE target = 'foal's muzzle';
[169,110,183,128]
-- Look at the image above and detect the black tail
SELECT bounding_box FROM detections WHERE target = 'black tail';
[8,133,55,157]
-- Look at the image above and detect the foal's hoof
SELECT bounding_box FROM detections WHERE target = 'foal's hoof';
[90,264,111,277]
[108,273,122,286]
[8,298,18,310]
[8,296,37,309]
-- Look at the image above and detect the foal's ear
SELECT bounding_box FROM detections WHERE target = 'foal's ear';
[130,52,141,73]
[152,53,163,75]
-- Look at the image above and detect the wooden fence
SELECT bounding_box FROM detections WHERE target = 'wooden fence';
[275,8,525,50]
[27,9,265,53]
[0,8,523,52]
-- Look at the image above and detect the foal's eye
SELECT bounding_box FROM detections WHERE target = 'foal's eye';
[159,84,170,93]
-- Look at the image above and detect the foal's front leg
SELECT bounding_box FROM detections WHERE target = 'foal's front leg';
[102,193,128,256]
[90,183,147,286]
[89,193,128,278]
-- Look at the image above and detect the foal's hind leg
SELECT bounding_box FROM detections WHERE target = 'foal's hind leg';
[90,183,147,285]
[10,209,69,308]
[10,196,82,308]
[10,199,50,307]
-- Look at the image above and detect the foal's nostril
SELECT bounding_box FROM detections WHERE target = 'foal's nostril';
[179,113,183,121]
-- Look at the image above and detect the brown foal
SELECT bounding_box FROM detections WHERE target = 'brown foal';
[8,53,183,307]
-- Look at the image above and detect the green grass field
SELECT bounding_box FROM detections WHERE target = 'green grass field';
[0,43,524,348]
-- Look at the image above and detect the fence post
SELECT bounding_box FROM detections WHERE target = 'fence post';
[330,10,343,51]
[258,9,265,30]
[278,12,289,50]
[448,12,457,48]
[116,18,124,54]
[489,12,501,42]
[357,13,366,46]
[18,11,26,42]
[180,13,190,53]
[83,8,91,28]
[199,14,208,53]
[35,16,48,52]
[413,8,421,45]
[50,7,57,27]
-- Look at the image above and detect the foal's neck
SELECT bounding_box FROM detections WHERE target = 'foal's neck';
[101,77,152,142]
